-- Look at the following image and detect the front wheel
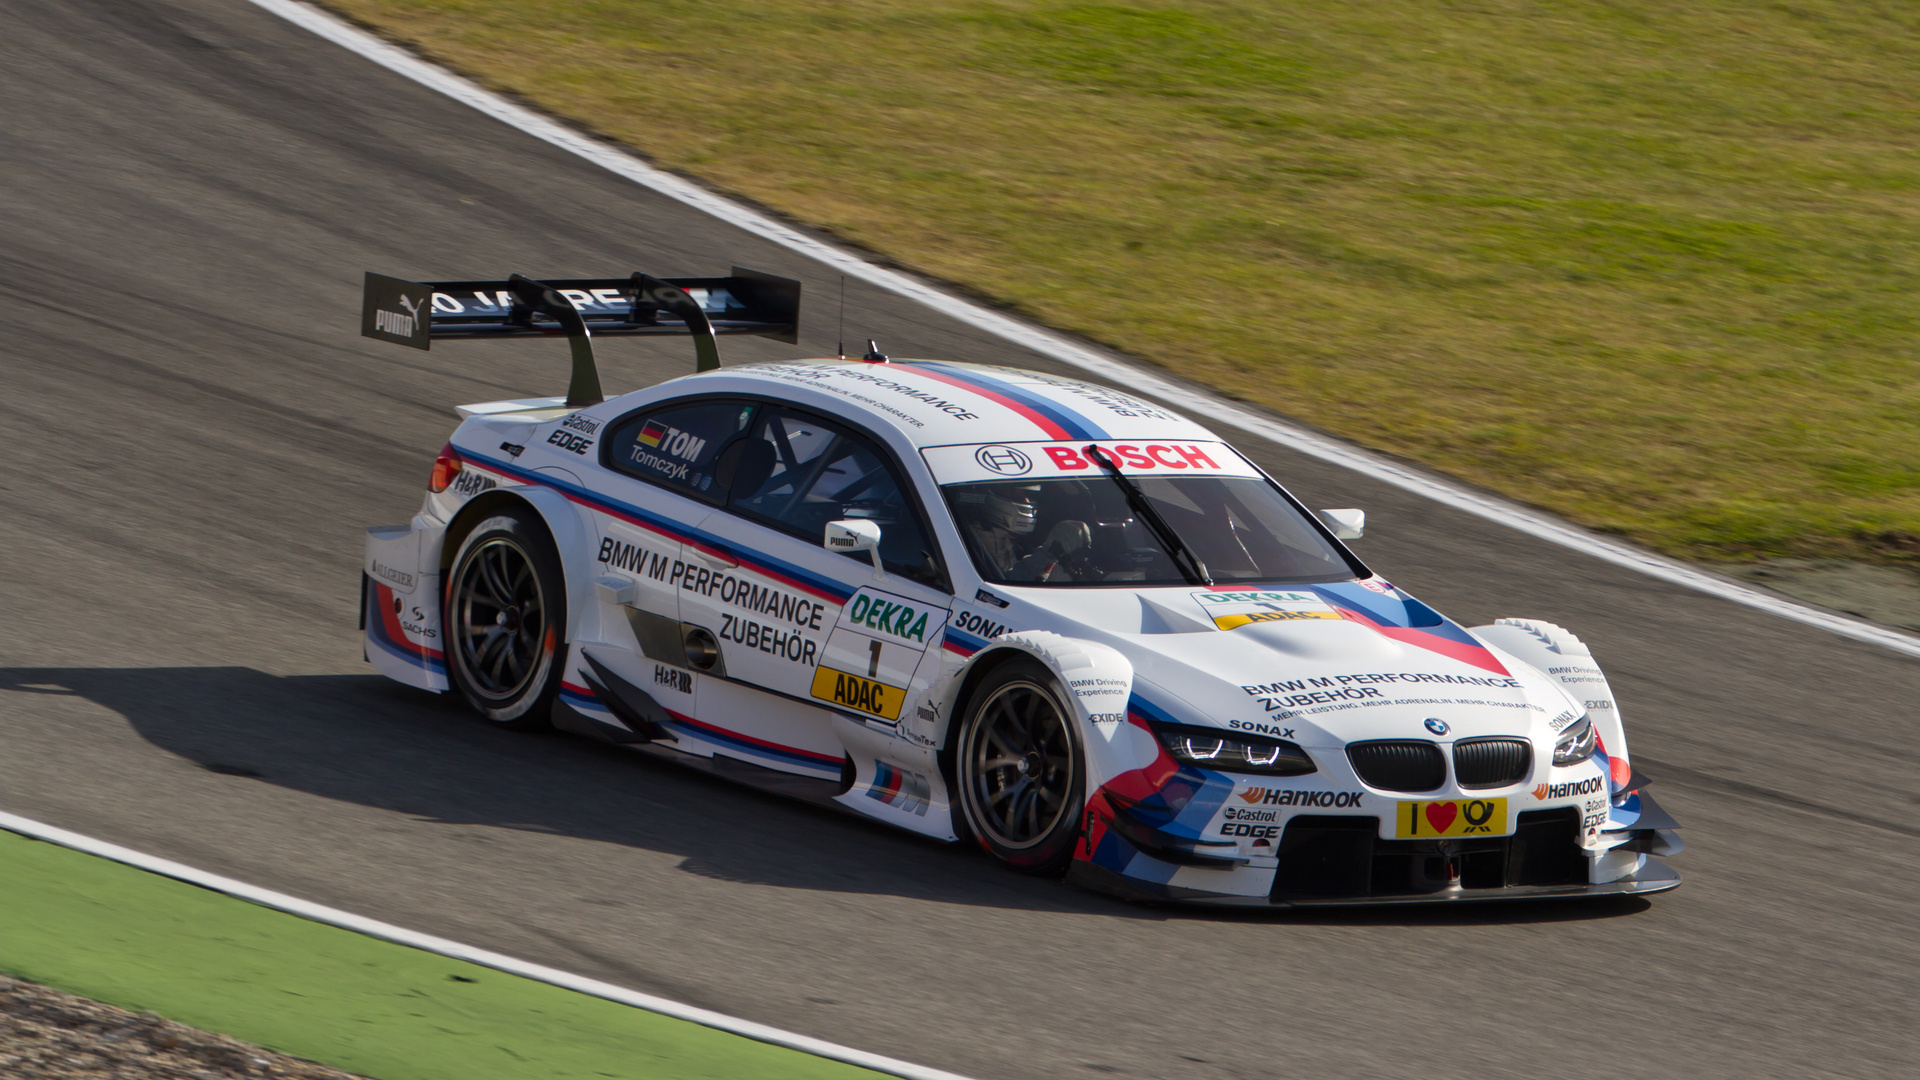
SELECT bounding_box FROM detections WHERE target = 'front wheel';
[955,659,1085,875]
[444,509,566,728]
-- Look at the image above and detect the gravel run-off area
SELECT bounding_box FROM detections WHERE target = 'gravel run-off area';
[0,975,361,1080]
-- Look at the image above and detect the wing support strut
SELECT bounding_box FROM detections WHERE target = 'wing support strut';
[507,273,604,407]
[630,273,720,373]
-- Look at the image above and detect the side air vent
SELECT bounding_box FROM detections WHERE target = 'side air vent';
[1453,737,1533,789]
[1346,740,1446,792]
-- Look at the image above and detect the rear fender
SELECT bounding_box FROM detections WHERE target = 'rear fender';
[446,484,599,647]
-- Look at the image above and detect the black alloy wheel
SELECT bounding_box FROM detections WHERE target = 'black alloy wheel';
[445,509,566,727]
[956,659,1085,874]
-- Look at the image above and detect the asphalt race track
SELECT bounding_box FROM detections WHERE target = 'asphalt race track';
[2,2,1916,1077]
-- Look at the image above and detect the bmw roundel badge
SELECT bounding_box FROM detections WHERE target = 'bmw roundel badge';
[1424,717,1450,736]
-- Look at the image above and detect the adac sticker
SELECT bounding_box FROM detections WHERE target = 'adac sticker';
[812,666,908,721]
[1191,590,1339,631]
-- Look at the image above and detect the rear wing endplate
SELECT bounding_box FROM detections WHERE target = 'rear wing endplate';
[360,268,800,407]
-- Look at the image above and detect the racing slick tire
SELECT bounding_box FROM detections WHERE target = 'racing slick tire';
[444,508,567,729]
[955,658,1086,875]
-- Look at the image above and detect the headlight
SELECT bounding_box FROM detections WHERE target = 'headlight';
[1152,723,1317,776]
[1553,715,1597,766]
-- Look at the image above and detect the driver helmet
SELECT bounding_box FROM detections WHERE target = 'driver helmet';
[981,484,1040,535]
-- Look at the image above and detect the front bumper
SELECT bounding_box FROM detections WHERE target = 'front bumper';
[1074,793,1682,906]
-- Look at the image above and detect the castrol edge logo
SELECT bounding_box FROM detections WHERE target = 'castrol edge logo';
[922,440,1259,483]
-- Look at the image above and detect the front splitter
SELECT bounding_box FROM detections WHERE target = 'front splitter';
[1069,856,1680,907]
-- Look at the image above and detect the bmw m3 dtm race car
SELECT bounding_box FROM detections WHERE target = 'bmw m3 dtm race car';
[356,267,1681,906]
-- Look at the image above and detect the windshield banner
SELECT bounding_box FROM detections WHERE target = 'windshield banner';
[922,440,1261,484]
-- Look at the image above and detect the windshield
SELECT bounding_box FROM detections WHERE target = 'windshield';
[943,475,1361,586]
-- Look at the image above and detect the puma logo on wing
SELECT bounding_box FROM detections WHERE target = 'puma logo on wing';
[398,293,423,319]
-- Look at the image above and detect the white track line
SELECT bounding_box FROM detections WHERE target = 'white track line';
[253,0,1920,661]
[0,809,979,1080]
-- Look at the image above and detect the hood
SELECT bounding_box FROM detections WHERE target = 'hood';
[1000,579,1581,747]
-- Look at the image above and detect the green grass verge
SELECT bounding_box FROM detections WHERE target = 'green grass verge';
[320,0,1920,564]
[0,829,880,1080]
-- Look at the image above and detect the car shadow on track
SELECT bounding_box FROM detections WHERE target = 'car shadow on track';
[1,666,1645,925]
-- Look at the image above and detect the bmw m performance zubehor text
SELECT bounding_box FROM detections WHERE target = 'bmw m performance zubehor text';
[355,266,1681,905]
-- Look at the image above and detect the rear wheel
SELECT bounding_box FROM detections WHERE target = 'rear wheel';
[955,659,1085,874]
[444,509,566,728]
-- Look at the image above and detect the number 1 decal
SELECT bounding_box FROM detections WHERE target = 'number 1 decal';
[868,639,883,678]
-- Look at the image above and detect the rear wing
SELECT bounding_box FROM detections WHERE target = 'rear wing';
[360,268,800,407]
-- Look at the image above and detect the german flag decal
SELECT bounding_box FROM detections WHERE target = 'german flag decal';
[636,420,668,448]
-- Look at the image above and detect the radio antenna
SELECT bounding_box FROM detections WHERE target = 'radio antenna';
[836,275,846,359]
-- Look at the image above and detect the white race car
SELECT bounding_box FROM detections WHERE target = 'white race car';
[357,268,1681,905]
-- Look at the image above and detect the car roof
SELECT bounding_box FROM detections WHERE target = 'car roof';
[638,358,1221,450]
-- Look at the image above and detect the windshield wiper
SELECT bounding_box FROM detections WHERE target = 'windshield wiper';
[1084,445,1212,585]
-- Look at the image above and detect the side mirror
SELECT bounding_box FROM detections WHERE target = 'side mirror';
[825,519,884,576]
[1318,508,1365,540]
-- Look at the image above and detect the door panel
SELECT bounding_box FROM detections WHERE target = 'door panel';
[678,402,955,763]
[683,508,953,758]
[680,528,837,702]
[685,676,849,781]
[581,397,957,775]
[813,585,949,724]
